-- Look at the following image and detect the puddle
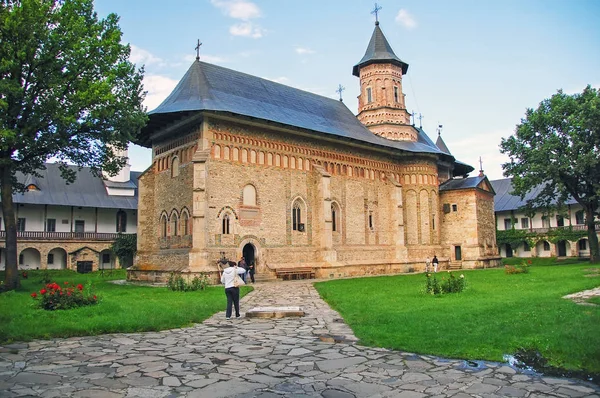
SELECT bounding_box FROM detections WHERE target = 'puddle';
[459,359,489,372]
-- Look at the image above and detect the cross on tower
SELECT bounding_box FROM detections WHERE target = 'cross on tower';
[371,3,382,24]
[195,39,202,61]
[336,84,345,102]
[418,113,424,129]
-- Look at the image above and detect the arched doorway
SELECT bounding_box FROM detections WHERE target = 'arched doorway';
[243,243,256,270]
[556,240,568,257]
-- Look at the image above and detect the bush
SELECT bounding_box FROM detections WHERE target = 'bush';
[505,261,530,274]
[425,272,466,295]
[167,273,210,292]
[31,281,98,311]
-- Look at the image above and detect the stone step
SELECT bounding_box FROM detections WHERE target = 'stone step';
[253,273,278,283]
[447,262,463,270]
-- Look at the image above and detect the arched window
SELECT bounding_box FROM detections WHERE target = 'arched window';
[243,184,257,206]
[161,214,168,238]
[181,210,190,235]
[116,210,127,233]
[171,156,180,178]
[222,214,230,234]
[292,198,306,232]
[331,202,341,233]
[170,212,179,236]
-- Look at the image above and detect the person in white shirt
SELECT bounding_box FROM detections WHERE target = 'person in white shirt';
[220,261,247,319]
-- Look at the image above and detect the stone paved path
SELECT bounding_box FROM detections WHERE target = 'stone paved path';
[1,281,599,397]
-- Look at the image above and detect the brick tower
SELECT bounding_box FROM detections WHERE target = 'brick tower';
[353,21,417,141]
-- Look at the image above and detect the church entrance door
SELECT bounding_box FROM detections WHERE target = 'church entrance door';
[243,243,256,271]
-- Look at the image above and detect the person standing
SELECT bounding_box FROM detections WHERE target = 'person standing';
[425,257,431,273]
[248,262,255,283]
[432,255,439,273]
[238,256,248,283]
[220,261,246,319]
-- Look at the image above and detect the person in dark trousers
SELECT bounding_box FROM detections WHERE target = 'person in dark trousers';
[248,262,255,283]
[238,256,248,282]
[432,255,439,273]
[220,261,246,319]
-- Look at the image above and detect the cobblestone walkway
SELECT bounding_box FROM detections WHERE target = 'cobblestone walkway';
[1,281,598,397]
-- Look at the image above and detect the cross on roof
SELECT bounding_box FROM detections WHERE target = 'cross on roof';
[336,84,345,102]
[371,3,382,24]
[418,113,424,128]
[195,39,202,61]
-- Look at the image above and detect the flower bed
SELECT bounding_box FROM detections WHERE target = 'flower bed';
[31,281,98,310]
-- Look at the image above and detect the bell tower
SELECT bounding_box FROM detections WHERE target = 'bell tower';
[353,21,417,141]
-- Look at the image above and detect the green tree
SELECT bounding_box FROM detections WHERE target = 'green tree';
[0,0,147,290]
[110,233,137,269]
[500,86,600,263]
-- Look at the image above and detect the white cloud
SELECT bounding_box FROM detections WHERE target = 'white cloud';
[395,9,417,30]
[449,129,511,180]
[211,0,261,20]
[142,74,179,112]
[130,45,164,67]
[230,22,264,38]
[295,47,315,55]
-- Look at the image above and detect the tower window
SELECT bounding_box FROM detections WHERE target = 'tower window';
[222,214,230,235]
[394,86,399,102]
[366,87,372,103]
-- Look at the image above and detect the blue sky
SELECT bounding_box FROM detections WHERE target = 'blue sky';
[94,0,600,180]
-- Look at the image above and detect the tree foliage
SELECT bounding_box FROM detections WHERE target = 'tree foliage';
[0,0,147,290]
[110,233,137,268]
[500,86,600,262]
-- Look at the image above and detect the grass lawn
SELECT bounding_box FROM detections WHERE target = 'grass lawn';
[0,269,252,344]
[314,261,600,374]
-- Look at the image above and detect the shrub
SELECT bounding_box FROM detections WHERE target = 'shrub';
[505,261,530,274]
[167,273,210,292]
[425,272,466,295]
[32,281,98,310]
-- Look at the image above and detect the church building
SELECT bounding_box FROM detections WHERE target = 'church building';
[129,21,500,283]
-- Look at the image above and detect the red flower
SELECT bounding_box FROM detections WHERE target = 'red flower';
[93,295,97,300]
[67,291,71,296]
[40,289,47,295]
[31,292,37,298]
[77,284,83,291]
[64,281,69,285]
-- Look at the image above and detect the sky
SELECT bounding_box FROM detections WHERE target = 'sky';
[93,0,600,181]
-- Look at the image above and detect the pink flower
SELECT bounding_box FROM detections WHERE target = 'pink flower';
[40,289,47,295]
[77,284,83,291]
[31,292,37,298]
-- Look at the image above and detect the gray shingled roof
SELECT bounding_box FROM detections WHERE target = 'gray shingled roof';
[141,61,452,158]
[5,163,140,209]
[352,22,409,76]
[435,134,451,155]
[439,175,492,192]
[490,178,577,212]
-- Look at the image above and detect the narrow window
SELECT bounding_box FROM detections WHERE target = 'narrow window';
[556,215,564,227]
[161,216,168,238]
[331,204,337,232]
[17,218,26,232]
[542,216,550,228]
[182,212,189,235]
[452,204,458,212]
[393,86,399,102]
[368,211,374,230]
[292,204,301,231]
[579,240,587,250]
[366,87,372,103]
[432,215,435,230]
[46,218,56,232]
[520,218,529,229]
[47,253,54,264]
[222,214,230,235]
[116,210,127,233]
[171,156,180,178]
[74,220,85,233]
[575,210,584,225]
[504,218,512,230]
[19,254,24,265]
[543,241,550,251]
[171,214,178,236]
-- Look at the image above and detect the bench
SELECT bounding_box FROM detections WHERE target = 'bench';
[275,268,316,281]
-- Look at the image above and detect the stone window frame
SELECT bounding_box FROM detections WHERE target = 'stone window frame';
[159,212,168,238]
[291,197,307,232]
[366,87,373,103]
[222,212,233,235]
[169,209,179,236]
[331,201,342,234]
[180,208,191,236]
[171,156,180,178]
